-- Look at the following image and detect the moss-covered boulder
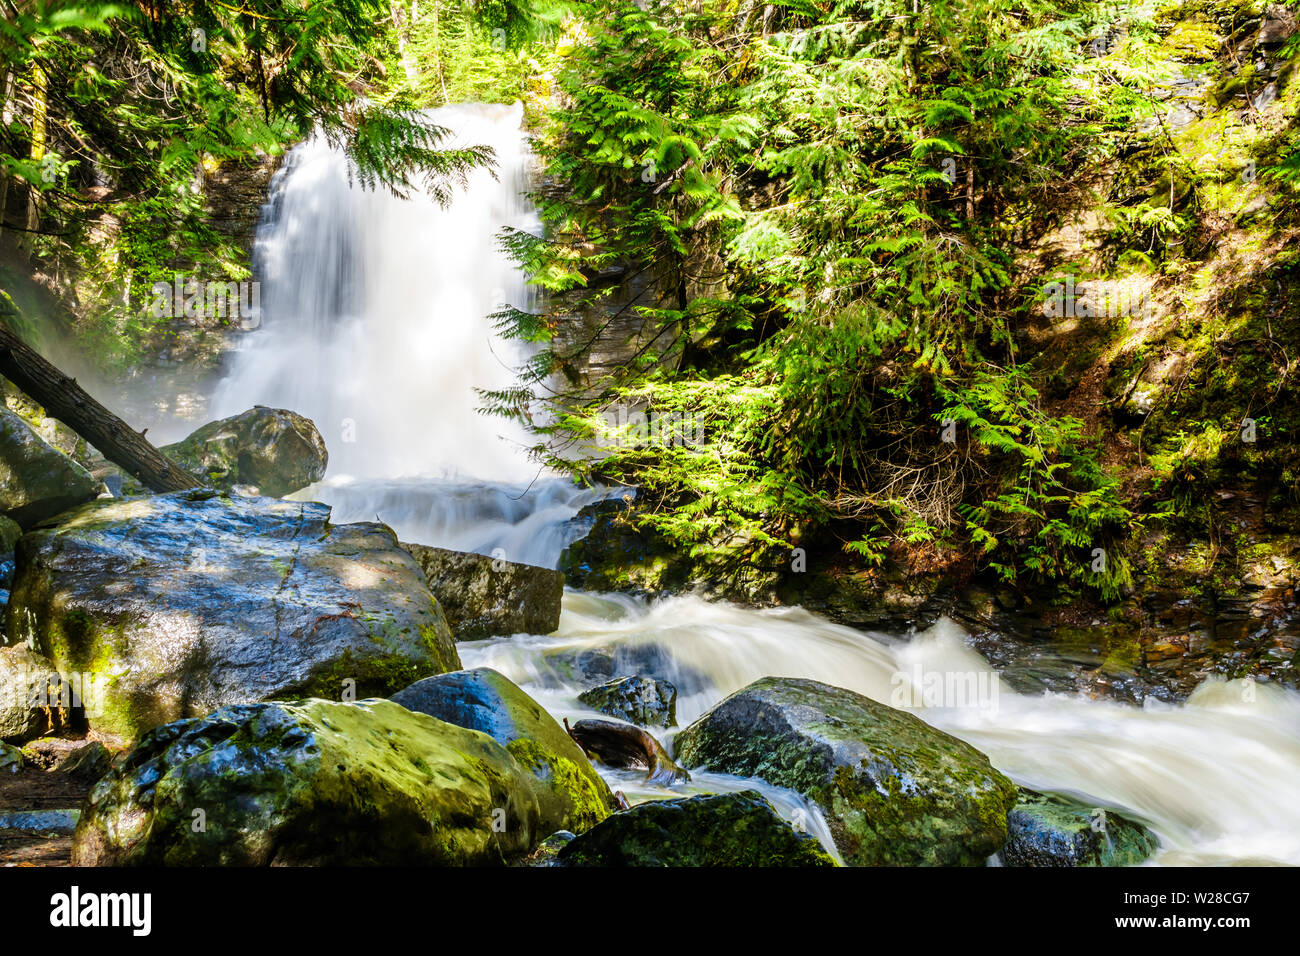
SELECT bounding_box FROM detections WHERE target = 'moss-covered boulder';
[578,675,677,728]
[674,677,1018,866]
[401,542,564,639]
[6,490,459,739]
[1001,789,1159,866]
[71,698,587,865]
[557,791,837,867]
[113,406,327,498]
[391,668,613,832]
[0,407,101,528]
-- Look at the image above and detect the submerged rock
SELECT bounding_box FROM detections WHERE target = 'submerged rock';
[674,677,1018,866]
[6,491,459,739]
[578,675,677,728]
[1001,789,1159,867]
[0,407,102,528]
[401,542,564,639]
[557,791,837,867]
[391,668,614,831]
[114,406,328,498]
[565,717,690,786]
[546,641,713,697]
[72,699,587,865]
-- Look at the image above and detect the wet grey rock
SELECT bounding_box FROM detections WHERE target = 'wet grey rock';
[1002,789,1159,866]
[0,407,101,528]
[401,542,564,639]
[6,490,459,739]
[0,809,79,832]
[0,643,68,743]
[578,675,678,728]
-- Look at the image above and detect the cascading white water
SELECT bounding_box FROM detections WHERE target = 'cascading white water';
[211,103,1300,866]
[462,593,1300,866]
[209,103,595,563]
[215,102,539,483]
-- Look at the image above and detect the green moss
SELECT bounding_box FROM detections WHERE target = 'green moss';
[288,648,438,702]
[506,737,610,833]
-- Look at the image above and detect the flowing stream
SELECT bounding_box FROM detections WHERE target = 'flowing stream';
[211,103,1300,867]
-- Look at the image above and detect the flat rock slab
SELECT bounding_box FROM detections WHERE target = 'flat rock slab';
[6,490,459,739]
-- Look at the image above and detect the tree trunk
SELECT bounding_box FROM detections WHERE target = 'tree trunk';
[0,322,202,492]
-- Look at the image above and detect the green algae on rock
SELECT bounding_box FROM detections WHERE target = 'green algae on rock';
[674,676,1018,866]
[557,790,837,867]
[6,491,459,739]
[391,668,614,833]
[1001,788,1159,867]
[71,698,584,865]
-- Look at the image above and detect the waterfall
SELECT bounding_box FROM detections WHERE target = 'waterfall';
[210,102,598,565]
[214,102,538,482]
[209,103,1300,866]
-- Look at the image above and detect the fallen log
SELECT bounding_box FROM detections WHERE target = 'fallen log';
[564,717,691,786]
[0,321,202,493]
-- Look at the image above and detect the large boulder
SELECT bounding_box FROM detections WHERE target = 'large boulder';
[1001,789,1159,867]
[0,643,71,742]
[390,668,614,829]
[6,490,459,739]
[557,791,837,867]
[114,406,327,497]
[0,407,101,528]
[674,677,1018,866]
[72,698,590,865]
[402,542,563,639]
[579,675,677,728]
